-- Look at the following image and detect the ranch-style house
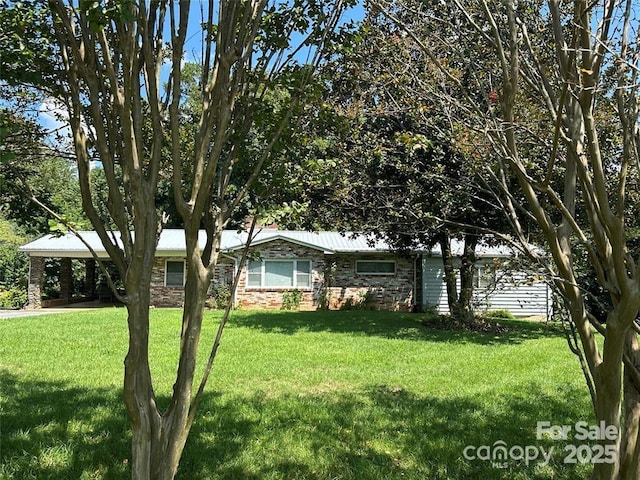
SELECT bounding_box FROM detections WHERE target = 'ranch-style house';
[19,228,552,317]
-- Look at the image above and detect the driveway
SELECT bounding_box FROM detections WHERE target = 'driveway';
[0,300,115,319]
[0,309,65,319]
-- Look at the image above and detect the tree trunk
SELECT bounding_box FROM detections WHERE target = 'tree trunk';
[457,234,478,325]
[591,356,623,480]
[122,270,162,479]
[620,331,640,480]
[439,232,478,325]
[439,233,459,315]
[123,260,211,479]
[149,229,213,480]
[156,271,210,479]
[589,307,638,480]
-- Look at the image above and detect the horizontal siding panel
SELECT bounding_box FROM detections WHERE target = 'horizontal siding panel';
[422,257,551,318]
[476,265,551,317]
[422,257,455,314]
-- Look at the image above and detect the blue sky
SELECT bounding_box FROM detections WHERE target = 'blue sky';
[38,1,366,139]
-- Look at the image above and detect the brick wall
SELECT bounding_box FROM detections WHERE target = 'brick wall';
[149,256,238,308]
[325,254,414,311]
[148,247,415,311]
[150,257,185,307]
[235,240,325,310]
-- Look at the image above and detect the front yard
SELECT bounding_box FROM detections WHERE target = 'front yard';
[0,309,592,479]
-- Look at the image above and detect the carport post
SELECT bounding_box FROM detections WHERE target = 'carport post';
[59,257,73,302]
[27,256,44,309]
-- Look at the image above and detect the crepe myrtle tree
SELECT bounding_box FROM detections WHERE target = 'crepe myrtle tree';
[42,0,352,478]
[372,0,640,478]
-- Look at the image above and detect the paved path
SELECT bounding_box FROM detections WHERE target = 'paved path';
[0,301,115,319]
[0,309,66,319]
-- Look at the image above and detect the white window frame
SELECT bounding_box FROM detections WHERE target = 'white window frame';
[355,260,396,276]
[246,259,312,289]
[165,259,186,287]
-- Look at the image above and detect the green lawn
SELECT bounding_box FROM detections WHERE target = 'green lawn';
[1,309,593,479]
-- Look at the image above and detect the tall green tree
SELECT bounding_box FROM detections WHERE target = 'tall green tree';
[5,1,353,478]
[286,14,513,322]
[0,109,89,234]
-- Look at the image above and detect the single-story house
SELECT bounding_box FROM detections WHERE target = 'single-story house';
[19,228,552,317]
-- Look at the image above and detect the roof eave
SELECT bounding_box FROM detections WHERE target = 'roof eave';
[224,234,336,254]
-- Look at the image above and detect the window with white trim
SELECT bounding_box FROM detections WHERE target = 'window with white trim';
[165,260,185,287]
[355,260,396,275]
[247,259,312,288]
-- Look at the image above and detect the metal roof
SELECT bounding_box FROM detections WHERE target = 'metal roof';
[20,229,514,258]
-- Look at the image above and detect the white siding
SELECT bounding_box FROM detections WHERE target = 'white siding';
[474,260,552,317]
[421,257,456,314]
[421,256,551,318]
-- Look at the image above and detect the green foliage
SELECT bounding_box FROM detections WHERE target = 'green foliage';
[0,217,28,291]
[0,112,18,163]
[281,288,303,310]
[0,109,89,236]
[207,283,232,310]
[48,219,71,237]
[484,309,516,321]
[0,0,56,86]
[277,13,513,247]
[0,286,27,309]
[0,216,29,309]
[79,0,135,29]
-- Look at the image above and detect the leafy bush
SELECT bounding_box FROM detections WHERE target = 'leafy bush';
[484,309,515,320]
[282,289,303,310]
[0,219,29,290]
[0,287,27,309]
[207,283,232,310]
[317,289,332,310]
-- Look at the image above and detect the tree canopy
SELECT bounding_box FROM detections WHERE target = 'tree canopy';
[369,1,640,478]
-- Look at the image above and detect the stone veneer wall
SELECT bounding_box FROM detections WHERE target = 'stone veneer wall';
[325,253,414,311]
[148,248,414,311]
[148,256,241,307]
[150,257,186,307]
[27,256,44,309]
[59,257,73,301]
[235,240,325,310]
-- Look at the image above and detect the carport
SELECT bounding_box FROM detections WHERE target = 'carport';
[19,232,111,309]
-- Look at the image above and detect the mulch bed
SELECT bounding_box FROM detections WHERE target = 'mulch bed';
[421,315,510,334]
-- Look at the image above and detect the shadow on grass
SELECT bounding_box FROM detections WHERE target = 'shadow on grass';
[0,370,130,479]
[228,310,565,345]
[183,381,592,480]
[0,369,591,480]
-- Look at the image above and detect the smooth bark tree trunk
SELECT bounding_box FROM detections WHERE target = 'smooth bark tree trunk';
[589,306,640,480]
[118,216,213,480]
[620,331,640,480]
[123,271,160,479]
[123,268,211,479]
[155,270,210,479]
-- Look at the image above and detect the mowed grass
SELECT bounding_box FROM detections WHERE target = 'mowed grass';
[1,309,593,479]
